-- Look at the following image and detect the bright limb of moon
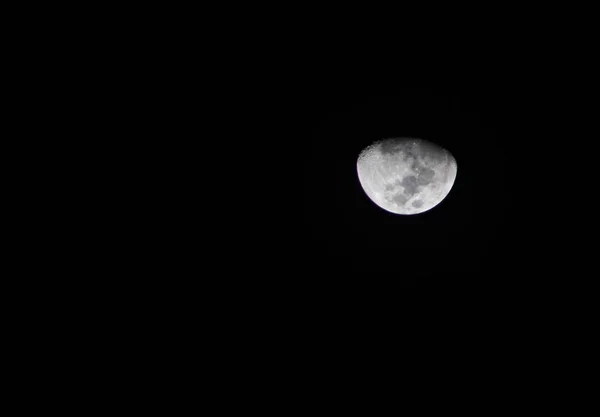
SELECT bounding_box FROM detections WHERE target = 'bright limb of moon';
[356,138,457,215]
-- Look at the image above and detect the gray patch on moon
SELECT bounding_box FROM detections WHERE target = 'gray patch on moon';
[412,200,423,208]
[401,175,419,196]
[391,194,408,206]
[384,181,399,191]
[417,167,435,185]
[411,160,421,172]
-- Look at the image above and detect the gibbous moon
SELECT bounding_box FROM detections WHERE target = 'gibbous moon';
[357,138,457,215]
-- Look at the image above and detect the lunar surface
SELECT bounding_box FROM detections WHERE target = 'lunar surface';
[357,138,457,215]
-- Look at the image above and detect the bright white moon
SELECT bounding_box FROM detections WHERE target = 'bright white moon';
[357,138,457,215]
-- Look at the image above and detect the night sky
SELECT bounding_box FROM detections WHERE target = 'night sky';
[302,88,522,286]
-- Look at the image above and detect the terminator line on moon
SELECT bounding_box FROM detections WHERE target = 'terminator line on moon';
[357,138,457,215]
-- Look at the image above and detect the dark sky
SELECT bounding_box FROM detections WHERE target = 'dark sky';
[301,87,526,287]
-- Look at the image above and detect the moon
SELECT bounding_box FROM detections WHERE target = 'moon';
[356,138,457,215]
